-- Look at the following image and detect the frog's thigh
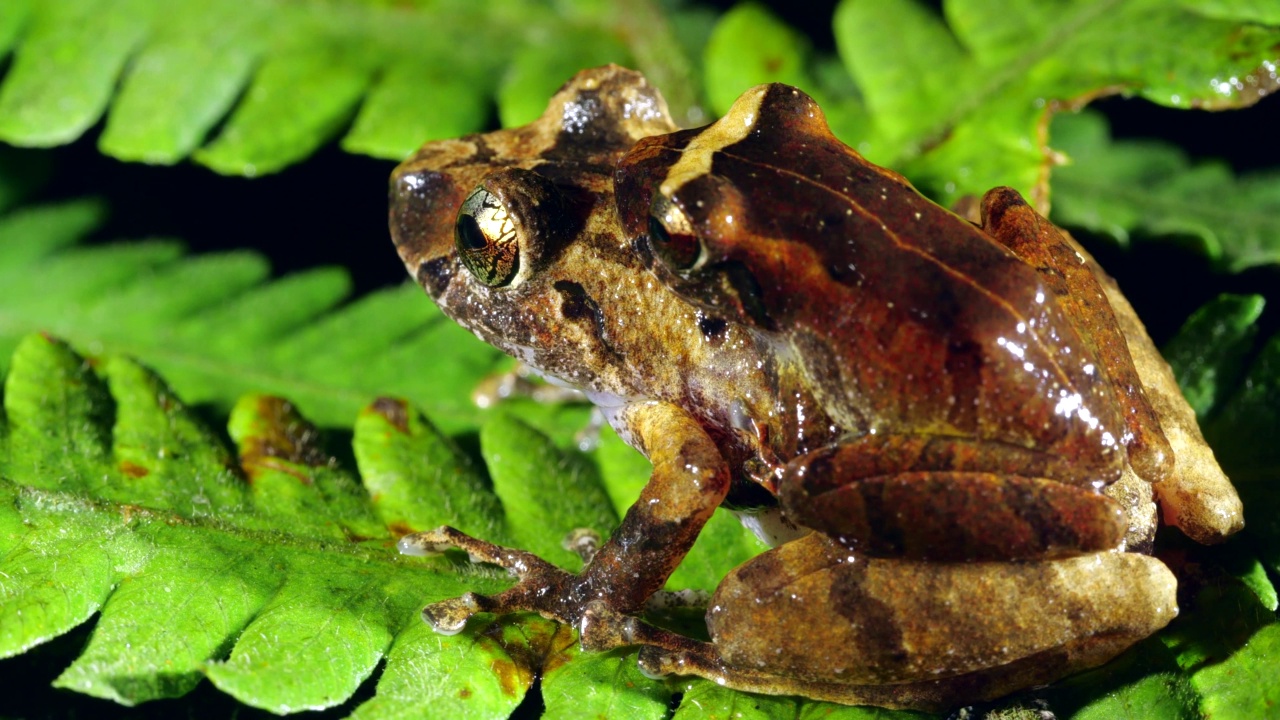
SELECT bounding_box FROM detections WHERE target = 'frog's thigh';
[708,534,1176,688]
[780,437,1127,560]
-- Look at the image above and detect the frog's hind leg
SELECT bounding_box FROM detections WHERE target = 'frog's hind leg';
[980,187,1243,544]
[637,532,1178,712]
[979,186,1174,483]
[780,434,1133,561]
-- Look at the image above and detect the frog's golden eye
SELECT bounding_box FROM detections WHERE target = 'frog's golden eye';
[456,186,519,287]
[648,193,703,271]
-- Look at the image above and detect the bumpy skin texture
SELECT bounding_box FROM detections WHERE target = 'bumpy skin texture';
[388,66,1242,710]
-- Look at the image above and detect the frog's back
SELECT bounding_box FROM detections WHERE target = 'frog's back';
[617,84,1125,481]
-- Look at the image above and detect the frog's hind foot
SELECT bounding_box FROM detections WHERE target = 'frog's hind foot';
[637,641,729,682]
[634,643,953,711]
[398,526,578,631]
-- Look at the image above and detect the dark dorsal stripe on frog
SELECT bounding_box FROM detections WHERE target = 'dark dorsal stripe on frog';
[617,84,1128,485]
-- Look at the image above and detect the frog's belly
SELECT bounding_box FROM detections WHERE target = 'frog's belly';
[733,507,810,547]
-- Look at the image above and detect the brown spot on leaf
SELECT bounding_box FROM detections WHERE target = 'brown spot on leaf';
[370,397,410,434]
[387,521,415,538]
[340,527,376,543]
[119,461,150,478]
[239,396,333,484]
[486,658,525,698]
[457,687,472,699]
[478,616,564,697]
[540,623,579,676]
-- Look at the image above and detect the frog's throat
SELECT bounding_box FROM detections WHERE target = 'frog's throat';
[518,351,646,436]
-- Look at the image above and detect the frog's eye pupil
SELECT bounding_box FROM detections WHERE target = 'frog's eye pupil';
[456,213,487,251]
[455,187,519,287]
[648,194,702,271]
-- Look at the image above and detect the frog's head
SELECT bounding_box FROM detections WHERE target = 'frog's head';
[389,65,681,390]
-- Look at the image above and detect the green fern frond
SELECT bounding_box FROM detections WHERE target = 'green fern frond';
[0,0,701,174]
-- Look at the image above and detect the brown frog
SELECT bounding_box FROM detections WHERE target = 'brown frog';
[388,66,1243,710]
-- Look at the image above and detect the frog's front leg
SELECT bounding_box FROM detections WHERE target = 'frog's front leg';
[400,400,729,645]
[640,532,1177,711]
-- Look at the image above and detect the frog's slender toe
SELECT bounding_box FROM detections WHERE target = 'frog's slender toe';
[561,528,602,563]
[578,600,642,651]
[396,529,452,556]
[422,593,486,635]
[400,526,560,580]
[637,643,726,682]
[635,647,675,679]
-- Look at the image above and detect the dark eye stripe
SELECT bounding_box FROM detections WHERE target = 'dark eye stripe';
[417,257,455,297]
[553,280,621,359]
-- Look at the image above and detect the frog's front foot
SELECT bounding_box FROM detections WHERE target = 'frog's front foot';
[399,525,728,661]
[399,527,580,633]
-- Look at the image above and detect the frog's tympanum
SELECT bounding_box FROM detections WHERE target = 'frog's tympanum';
[388,66,1243,710]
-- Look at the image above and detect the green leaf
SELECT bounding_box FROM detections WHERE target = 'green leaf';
[1191,622,1280,718]
[541,644,671,720]
[1204,333,1280,485]
[671,679,926,719]
[1228,554,1280,613]
[354,397,507,542]
[833,0,1280,205]
[0,332,588,714]
[1038,638,1198,720]
[0,0,700,173]
[482,413,618,570]
[703,3,812,113]
[98,0,260,165]
[1162,581,1280,718]
[0,0,152,147]
[348,613,562,720]
[194,46,376,177]
[1051,110,1280,271]
[1204,331,1280,589]
[497,27,634,128]
[702,4,871,147]
[341,63,490,161]
[0,0,30,59]
[1161,294,1266,419]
